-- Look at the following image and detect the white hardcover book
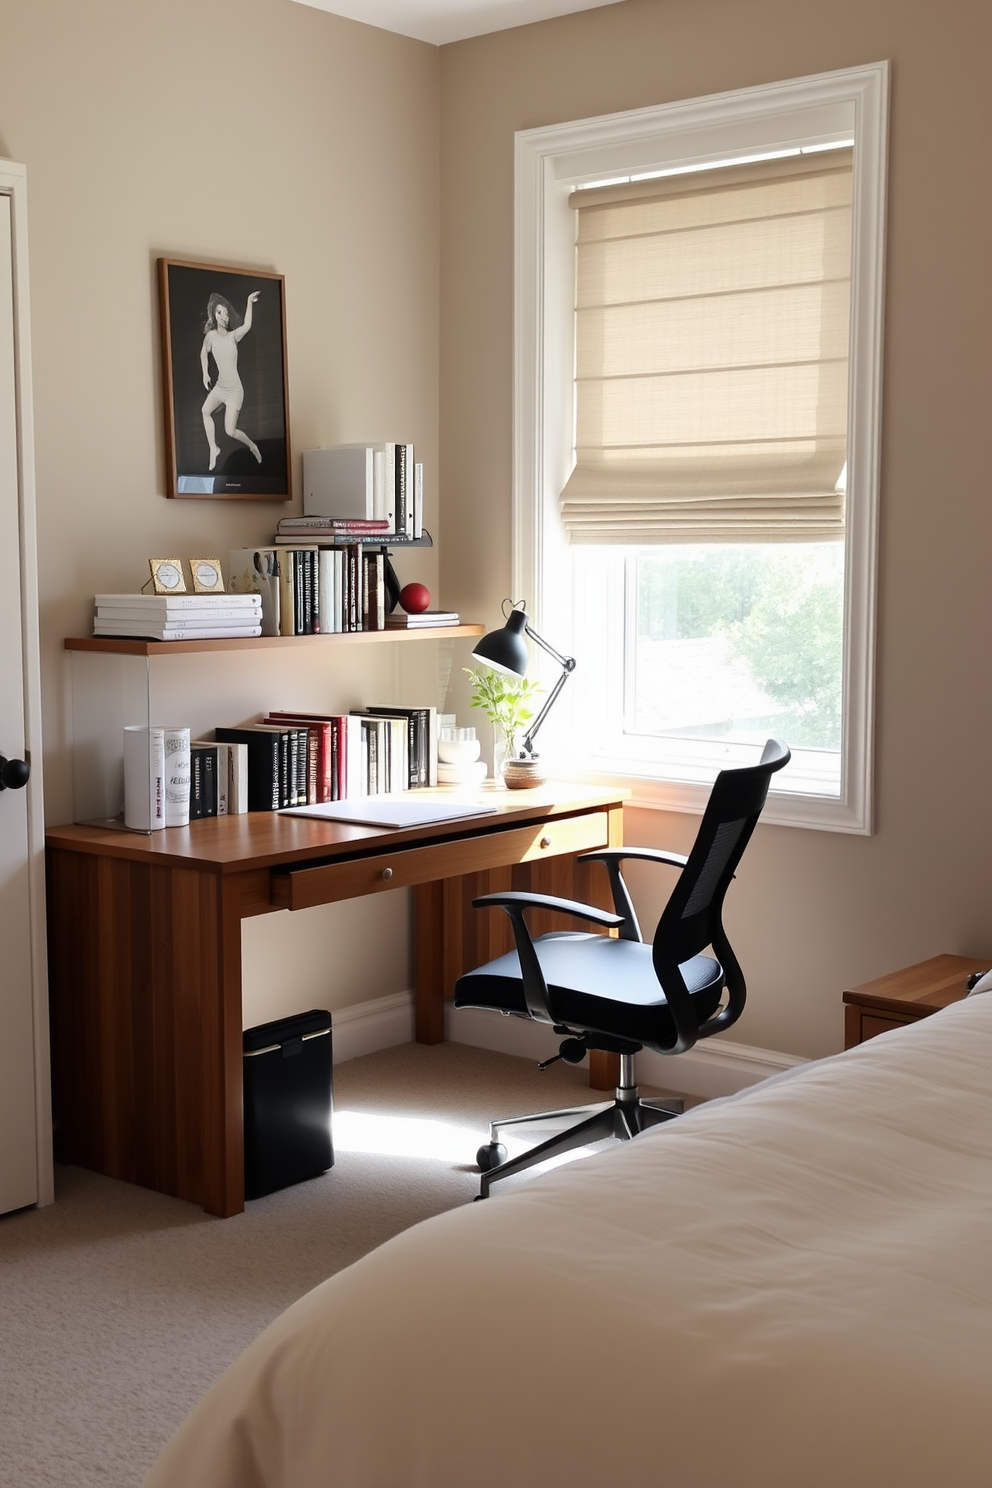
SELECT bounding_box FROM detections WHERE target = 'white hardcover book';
[214,743,230,815]
[303,446,376,521]
[163,727,191,827]
[97,602,260,623]
[413,461,424,539]
[317,549,342,635]
[335,549,345,632]
[228,548,281,635]
[228,741,249,814]
[372,443,397,533]
[95,592,261,611]
[94,621,263,640]
[387,717,408,793]
[123,725,166,832]
[345,714,365,798]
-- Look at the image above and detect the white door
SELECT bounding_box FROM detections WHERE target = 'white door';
[0,179,48,1214]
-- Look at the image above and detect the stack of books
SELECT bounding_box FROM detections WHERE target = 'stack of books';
[95,592,263,641]
[301,444,423,539]
[273,515,391,545]
[384,609,460,628]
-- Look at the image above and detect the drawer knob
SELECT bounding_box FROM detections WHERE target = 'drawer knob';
[540,835,551,849]
[381,867,394,881]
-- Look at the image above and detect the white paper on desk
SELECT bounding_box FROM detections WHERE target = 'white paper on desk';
[278,797,498,830]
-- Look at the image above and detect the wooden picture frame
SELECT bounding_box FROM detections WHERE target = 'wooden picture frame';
[158,258,291,501]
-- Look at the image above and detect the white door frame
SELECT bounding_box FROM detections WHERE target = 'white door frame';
[1,158,52,1208]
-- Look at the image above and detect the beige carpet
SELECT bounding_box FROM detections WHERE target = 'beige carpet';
[0,1041,690,1487]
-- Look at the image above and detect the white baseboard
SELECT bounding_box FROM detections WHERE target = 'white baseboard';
[331,990,415,1064]
[332,989,805,1100]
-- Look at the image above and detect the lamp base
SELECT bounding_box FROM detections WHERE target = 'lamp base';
[501,757,547,790]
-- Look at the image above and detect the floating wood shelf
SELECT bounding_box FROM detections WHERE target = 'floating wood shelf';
[64,625,484,658]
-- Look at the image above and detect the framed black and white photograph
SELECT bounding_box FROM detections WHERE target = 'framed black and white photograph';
[158,258,291,500]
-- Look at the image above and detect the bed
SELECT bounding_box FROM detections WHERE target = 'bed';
[143,994,992,1487]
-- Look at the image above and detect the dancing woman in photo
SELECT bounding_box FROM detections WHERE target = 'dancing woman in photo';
[200,291,262,470]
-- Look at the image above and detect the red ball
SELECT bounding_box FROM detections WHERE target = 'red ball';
[399,582,431,614]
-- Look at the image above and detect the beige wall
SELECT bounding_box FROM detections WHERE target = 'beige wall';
[0,0,445,1019]
[438,0,992,1057]
[4,0,991,1056]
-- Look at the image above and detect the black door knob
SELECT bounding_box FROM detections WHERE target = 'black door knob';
[0,754,30,791]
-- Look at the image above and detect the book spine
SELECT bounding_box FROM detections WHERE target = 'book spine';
[189,745,205,820]
[123,725,166,832]
[229,742,249,814]
[345,715,364,797]
[413,462,423,539]
[215,743,229,816]
[310,548,320,634]
[373,552,385,630]
[202,747,217,818]
[279,550,295,636]
[163,727,191,827]
[395,445,407,541]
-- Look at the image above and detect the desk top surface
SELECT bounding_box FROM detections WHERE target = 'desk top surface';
[46,782,627,874]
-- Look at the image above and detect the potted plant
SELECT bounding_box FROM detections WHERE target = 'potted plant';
[463,667,543,783]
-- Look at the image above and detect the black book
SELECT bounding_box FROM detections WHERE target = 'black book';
[215,726,281,811]
[395,445,407,540]
[190,739,221,818]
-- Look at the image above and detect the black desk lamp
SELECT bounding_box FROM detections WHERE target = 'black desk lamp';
[471,600,576,759]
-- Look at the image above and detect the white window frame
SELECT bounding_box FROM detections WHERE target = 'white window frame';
[513,62,888,833]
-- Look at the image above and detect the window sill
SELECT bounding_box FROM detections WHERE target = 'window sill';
[555,759,871,835]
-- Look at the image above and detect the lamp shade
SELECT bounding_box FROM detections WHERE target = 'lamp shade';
[471,608,529,677]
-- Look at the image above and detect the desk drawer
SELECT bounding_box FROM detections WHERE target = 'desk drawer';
[270,811,610,912]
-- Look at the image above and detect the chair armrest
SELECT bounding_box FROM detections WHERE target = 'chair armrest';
[472,890,624,930]
[577,848,688,942]
[580,847,689,870]
[470,892,622,1022]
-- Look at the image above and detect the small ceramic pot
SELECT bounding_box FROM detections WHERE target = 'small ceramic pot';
[501,757,546,790]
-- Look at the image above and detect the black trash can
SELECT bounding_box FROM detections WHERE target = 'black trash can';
[243,1009,334,1200]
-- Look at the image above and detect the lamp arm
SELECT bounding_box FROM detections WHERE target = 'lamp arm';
[520,661,575,755]
[523,622,574,672]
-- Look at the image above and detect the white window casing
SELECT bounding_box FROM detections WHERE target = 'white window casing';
[513,63,888,833]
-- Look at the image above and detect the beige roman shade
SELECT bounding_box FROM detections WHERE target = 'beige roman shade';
[560,150,853,544]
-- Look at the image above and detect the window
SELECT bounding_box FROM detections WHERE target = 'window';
[513,64,888,832]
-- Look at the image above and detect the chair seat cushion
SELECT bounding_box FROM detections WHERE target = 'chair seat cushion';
[453,932,724,1052]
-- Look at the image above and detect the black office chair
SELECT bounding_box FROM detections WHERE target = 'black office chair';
[454,737,790,1196]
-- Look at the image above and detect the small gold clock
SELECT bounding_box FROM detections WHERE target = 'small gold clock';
[189,557,225,594]
[149,558,187,594]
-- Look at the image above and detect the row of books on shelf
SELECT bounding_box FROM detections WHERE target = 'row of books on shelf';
[92,570,459,642]
[229,546,458,636]
[123,707,446,830]
[301,443,423,539]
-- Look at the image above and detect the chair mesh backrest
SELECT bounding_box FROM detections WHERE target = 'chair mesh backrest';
[681,818,748,919]
[653,739,789,970]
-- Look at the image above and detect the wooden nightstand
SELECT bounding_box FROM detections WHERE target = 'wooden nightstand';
[843,953,990,1049]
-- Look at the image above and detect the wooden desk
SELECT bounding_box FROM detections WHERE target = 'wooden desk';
[45,784,625,1216]
[842,953,989,1049]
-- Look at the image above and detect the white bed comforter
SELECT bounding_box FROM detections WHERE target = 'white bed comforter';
[144,995,992,1487]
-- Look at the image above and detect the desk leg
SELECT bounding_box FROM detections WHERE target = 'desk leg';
[414,880,446,1044]
[47,849,247,1218]
[414,869,515,1044]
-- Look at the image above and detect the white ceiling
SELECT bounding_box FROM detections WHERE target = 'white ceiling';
[290,0,625,46]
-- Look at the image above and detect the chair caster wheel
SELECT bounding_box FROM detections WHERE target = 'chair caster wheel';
[476,1142,507,1173]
